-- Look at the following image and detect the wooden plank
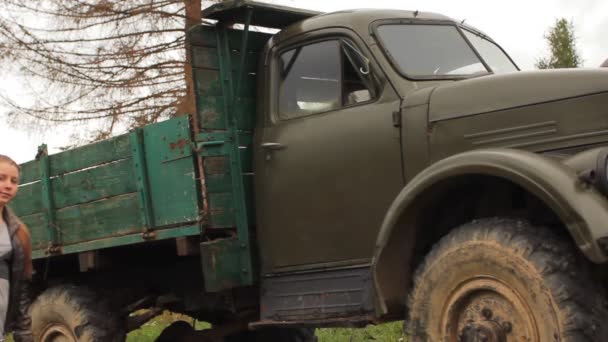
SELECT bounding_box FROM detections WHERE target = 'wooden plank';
[235,97,256,130]
[229,50,259,72]
[49,134,131,176]
[238,132,253,146]
[206,174,232,193]
[32,224,201,259]
[197,95,227,129]
[52,158,136,209]
[203,156,229,175]
[11,182,43,217]
[192,46,220,70]
[193,44,258,72]
[19,160,40,185]
[208,192,235,228]
[143,117,199,228]
[232,71,256,97]
[20,212,47,251]
[226,30,271,51]
[189,27,218,48]
[78,251,107,272]
[194,69,223,96]
[176,236,199,256]
[56,193,143,245]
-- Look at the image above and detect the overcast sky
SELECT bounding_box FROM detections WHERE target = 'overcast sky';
[1,0,607,163]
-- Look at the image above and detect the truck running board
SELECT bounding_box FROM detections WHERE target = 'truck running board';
[254,265,377,326]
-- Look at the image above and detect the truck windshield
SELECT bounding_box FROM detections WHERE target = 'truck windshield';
[461,29,518,74]
[375,24,515,78]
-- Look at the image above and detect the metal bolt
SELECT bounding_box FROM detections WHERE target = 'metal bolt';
[502,321,512,333]
[481,308,493,320]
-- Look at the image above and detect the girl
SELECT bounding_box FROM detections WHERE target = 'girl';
[0,155,32,342]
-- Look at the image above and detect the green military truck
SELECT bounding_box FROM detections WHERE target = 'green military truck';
[12,1,608,341]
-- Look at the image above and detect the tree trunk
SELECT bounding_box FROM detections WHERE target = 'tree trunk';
[179,0,202,120]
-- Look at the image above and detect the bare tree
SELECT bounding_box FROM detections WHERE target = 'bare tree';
[0,0,209,140]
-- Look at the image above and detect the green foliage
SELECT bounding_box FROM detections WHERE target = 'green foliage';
[536,18,582,69]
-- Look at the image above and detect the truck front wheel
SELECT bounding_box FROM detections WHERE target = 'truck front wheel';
[30,285,125,342]
[407,218,608,342]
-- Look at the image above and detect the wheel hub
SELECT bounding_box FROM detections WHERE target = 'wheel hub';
[442,277,539,342]
[459,318,508,342]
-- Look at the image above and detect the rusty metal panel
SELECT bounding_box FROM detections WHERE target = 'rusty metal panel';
[260,266,376,322]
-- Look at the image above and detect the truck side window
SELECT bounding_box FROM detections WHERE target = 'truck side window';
[278,39,375,120]
[279,40,341,120]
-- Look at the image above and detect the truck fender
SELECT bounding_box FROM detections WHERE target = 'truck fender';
[371,148,608,315]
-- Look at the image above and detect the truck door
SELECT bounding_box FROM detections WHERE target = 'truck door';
[255,33,403,274]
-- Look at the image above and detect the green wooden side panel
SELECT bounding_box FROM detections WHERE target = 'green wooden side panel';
[200,237,243,292]
[52,158,136,209]
[232,71,256,97]
[230,51,258,72]
[14,117,203,258]
[192,47,257,73]
[19,213,46,250]
[56,193,143,245]
[11,182,43,217]
[143,116,199,227]
[190,23,271,290]
[197,96,227,130]
[206,174,232,193]
[235,98,256,130]
[226,30,271,52]
[195,90,258,130]
[19,160,40,185]
[189,28,217,47]
[195,69,223,96]
[192,46,220,70]
[208,192,235,228]
[49,135,131,176]
[203,156,228,174]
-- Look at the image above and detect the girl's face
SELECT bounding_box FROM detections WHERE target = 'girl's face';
[0,162,19,207]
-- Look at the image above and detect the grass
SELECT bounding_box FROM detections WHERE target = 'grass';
[126,312,406,342]
[4,312,405,341]
[316,322,405,341]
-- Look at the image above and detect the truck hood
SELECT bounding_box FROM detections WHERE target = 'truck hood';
[414,69,608,122]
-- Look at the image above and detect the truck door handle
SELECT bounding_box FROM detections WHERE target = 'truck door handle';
[261,142,286,151]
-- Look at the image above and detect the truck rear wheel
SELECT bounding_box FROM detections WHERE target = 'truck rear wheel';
[406,218,608,342]
[31,285,125,342]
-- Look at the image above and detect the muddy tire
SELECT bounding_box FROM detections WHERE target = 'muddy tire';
[407,218,608,342]
[31,285,125,342]
[225,327,317,342]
